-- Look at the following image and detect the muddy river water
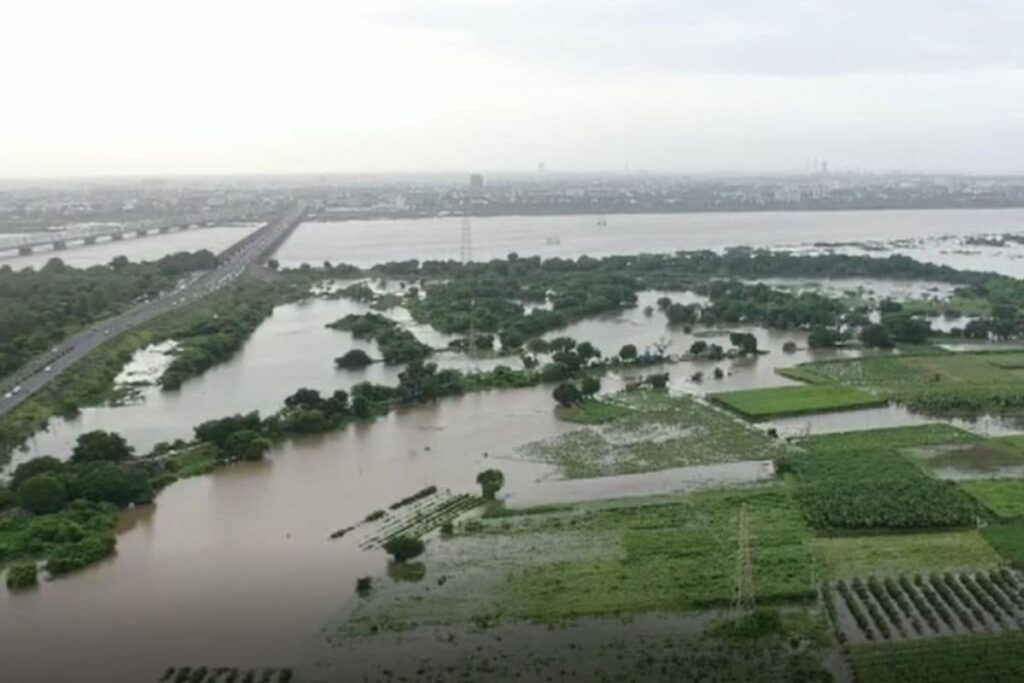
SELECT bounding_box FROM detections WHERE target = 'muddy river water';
[5,208,1024,682]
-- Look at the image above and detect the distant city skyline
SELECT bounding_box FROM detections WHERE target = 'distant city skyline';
[2,0,1023,178]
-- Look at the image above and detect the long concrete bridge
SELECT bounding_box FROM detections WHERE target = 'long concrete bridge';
[0,207,272,257]
[0,203,308,420]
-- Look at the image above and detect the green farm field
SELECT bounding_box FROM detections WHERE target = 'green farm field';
[782,425,981,530]
[785,351,1024,413]
[961,479,1024,519]
[812,531,1002,579]
[850,632,1024,683]
[709,383,886,420]
[339,487,816,636]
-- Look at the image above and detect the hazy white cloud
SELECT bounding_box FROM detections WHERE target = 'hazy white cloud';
[0,0,1022,176]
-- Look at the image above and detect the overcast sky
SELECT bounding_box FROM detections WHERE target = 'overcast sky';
[2,0,1023,177]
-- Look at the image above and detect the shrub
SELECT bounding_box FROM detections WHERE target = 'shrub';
[45,533,116,575]
[6,564,38,590]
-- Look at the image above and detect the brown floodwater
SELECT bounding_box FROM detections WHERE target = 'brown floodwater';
[0,387,568,683]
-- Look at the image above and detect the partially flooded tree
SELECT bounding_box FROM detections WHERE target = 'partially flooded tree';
[383,535,425,563]
[476,469,505,500]
[552,382,582,407]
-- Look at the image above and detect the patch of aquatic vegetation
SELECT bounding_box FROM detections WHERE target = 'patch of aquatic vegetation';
[518,390,779,478]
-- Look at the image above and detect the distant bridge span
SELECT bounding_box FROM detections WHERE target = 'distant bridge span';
[0,208,271,257]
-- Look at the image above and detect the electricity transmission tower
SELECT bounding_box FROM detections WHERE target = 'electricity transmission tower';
[460,216,477,365]
[732,503,755,612]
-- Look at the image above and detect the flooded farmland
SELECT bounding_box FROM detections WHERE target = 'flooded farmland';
[7,208,1024,682]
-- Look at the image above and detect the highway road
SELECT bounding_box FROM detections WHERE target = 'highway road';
[0,203,307,418]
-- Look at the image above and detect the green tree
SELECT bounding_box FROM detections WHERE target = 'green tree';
[860,324,895,349]
[352,395,373,419]
[689,340,708,356]
[729,332,758,355]
[618,343,637,361]
[223,429,272,461]
[383,535,425,562]
[11,456,65,490]
[547,336,577,353]
[16,473,67,514]
[581,376,601,397]
[665,302,699,324]
[335,349,373,368]
[284,388,323,410]
[194,412,262,448]
[552,382,582,407]
[65,462,152,507]
[575,341,601,362]
[70,430,133,463]
[647,373,670,389]
[476,469,505,500]
[526,338,550,354]
[808,326,842,348]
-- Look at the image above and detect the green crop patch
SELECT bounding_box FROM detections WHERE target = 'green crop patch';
[983,520,1024,568]
[340,487,817,635]
[709,384,886,420]
[812,531,1002,579]
[787,351,1024,414]
[781,426,981,531]
[802,424,978,453]
[783,356,936,388]
[961,479,1024,519]
[850,632,1024,683]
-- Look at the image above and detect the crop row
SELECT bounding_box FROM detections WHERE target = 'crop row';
[832,569,1024,643]
[158,667,293,683]
[360,494,481,549]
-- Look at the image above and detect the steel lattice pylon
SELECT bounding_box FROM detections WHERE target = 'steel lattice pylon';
[460,216,477,365]
[732,502,755,613]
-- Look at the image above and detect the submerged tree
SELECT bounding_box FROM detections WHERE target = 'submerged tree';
[476,469,505,500]
[383,535,426,563]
